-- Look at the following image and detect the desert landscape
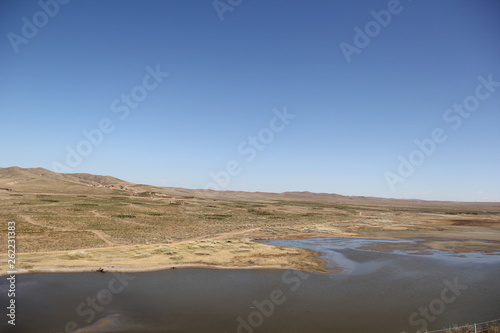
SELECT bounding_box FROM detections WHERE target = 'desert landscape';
[1,166,499,276]
[3,1,499,331]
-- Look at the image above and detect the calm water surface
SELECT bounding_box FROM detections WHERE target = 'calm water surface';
[1,237,499,333]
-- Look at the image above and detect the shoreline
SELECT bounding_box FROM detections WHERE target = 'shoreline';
[2,169,499,279]
[1,236,333,277]
[1,263,306,277]
[3,232,500,277]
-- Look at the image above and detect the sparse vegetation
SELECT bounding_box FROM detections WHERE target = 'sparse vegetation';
[247,208,273,215]
[205,214,232,220]
[112,214,136,218]
[0,166,498,271]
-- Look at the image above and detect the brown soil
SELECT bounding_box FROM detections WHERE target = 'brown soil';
[1,167,498,276]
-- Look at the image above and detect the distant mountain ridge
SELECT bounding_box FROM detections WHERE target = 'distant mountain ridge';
[1,167,499,211]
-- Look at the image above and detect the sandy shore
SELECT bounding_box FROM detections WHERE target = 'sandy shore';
[4,234,330,276]
[4,223,500,277]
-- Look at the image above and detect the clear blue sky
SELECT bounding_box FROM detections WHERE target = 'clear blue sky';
[1,0,499,202]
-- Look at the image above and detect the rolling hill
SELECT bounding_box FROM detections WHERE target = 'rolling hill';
[0,166,499,212]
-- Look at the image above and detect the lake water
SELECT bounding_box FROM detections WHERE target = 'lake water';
[1,237,499,333]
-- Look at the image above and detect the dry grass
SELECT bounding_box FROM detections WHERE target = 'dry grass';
[1,189,499,254]
[1,167,499,273]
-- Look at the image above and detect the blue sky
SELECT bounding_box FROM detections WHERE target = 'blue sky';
[1,0,499,202]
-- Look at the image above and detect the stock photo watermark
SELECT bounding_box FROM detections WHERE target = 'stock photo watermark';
[339,0,404,64]
[7,0,71,54]
[232,270,309,333]
[385,74,499,192]
[6,221,17,326]
[405,277,467,333]
[201,106,296,194]
[52,64,169,173]
[58,272,135,333]
[213,0,243,22]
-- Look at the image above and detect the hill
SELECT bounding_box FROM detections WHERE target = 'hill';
[0,166,134,193]
[0,166,499,275]
[0,166,498,212]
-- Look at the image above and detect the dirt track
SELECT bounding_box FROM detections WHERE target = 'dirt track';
[1,170,498,275]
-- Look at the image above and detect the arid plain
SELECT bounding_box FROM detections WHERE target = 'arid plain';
[1,167,499,275]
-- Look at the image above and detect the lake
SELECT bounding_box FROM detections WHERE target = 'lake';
[1,237,499,332]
